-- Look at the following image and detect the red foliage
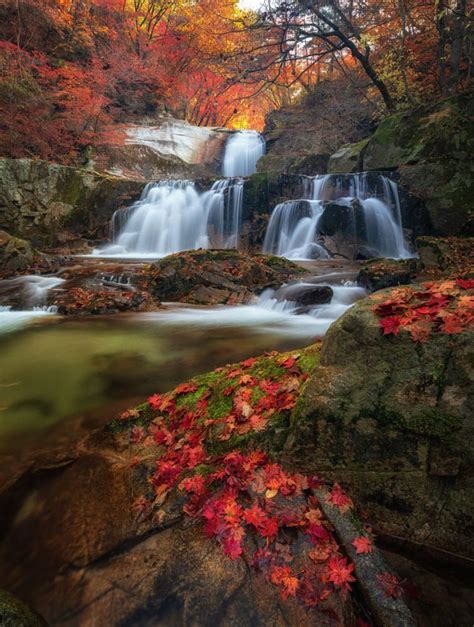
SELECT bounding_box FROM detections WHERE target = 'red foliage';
[372,280,474,342]
[126,353,360,611]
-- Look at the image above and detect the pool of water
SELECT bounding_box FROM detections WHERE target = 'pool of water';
[0,307,324,453]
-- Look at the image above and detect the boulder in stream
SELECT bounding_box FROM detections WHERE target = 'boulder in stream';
[144,249,304,305]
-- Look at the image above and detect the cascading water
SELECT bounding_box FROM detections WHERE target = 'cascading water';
[262,200,329,260]
[94,129,265,258]
[96,178,245,257]
[222,130,265,177]
[264,173,412,260]
[0,275,63,334]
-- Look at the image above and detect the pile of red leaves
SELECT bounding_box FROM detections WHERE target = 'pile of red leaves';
[126,351,371,610]
[372,279,474,342]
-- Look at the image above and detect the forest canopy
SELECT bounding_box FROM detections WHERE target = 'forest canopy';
[0,0,471,163]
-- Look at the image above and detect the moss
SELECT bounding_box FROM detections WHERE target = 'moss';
[176,386,208,409]
[399,408,463,438]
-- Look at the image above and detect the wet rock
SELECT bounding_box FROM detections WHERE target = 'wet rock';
[355,245,382,261]
[0,231,45,274]
[145,249,303,305]
[328,93,474,237]
[276,283,333,307]
[357,258,420,291]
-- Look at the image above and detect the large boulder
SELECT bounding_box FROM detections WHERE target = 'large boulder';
[286,282,474,558]
[0,347,362,625]
[328,93,474,236]
[98,118,231,180]
[144,249,304,305]
[0,158,143,248]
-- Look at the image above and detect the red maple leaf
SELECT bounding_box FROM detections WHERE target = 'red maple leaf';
[270,565,299,598]
[352,536,373,554]
[222,532,243,559]
[327,556,356,591]
[326,483,353,513]
[241,357,257,368]
[280,356,297,369]
[179,474,207,495]
[148,393,163,410]
[380,316,401,336]
[174,382,198,395]
[243,504,267,529]
[260,516,279,540]
[456,279,474,290]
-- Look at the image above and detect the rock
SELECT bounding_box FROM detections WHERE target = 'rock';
[315,199,367,259]
[328,93,474,236]
[0,347,357,625]
[416,235,474,273]
[0,231,38,273]
[357,258,420,291]
[0,589,47,626]
[145,249,304,305]
[47,262,157,315]
[0,158,143,248]
[275,283,333,307]
[354,245,383,260]
[327,138,369,174]
[286,284,474,558]
[99,118,231,180]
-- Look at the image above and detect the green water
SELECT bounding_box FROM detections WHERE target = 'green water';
[0,312,311,452]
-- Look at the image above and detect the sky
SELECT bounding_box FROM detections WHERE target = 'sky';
[238,0,263,9]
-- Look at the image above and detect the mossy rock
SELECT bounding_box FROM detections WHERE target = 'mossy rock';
[0,589,47,626]
[286,284,474,557]
[327,94,474,236]
[357,258,421,291]
[327,138,369,174]
[416,236,474,273]
[0,158,143,247]
[0,230,52,275]
[144,249,304,304]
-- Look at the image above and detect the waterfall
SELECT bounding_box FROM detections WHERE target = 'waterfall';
[223,130,265,177]
[206,178,244,248]
[96,178,245,258]
[263,173,411,260]
[262,200,329,260]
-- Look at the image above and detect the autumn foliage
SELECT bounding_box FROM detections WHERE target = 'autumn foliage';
[372,279,474,342]
[121,349,368,610]
[0,0,471,163]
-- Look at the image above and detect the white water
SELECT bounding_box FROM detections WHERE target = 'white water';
[262,200,328,259]
[264,173,412,260]
[141,281,366,339]
[95,179,244,257]
[0,275,63,333]
[95,176,248,258]
[93,130,266,258]
[223,130,265,177]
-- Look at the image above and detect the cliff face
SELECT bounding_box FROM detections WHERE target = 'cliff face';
[0,158,143,249]
[328,93,474,236]
[258,92,473,238]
